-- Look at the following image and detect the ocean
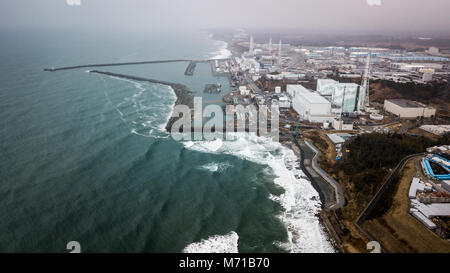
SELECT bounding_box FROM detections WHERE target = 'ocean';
[0,28,333,253]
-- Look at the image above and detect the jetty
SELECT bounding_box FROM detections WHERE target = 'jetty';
[184,61,197,76]
[44,59,190,72]
[43,58,229,72]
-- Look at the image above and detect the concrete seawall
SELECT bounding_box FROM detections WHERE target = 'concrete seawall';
[44,59,191,72]
[184,61,197,76]
[43,58,229,72]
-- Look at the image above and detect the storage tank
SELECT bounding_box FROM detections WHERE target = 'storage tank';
[370,113,384,121]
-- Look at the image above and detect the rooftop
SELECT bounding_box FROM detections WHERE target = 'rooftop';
[289,85,330,104]
[386,99,424,108]
[327,133,346,144]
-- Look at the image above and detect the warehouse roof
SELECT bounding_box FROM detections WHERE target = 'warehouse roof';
[386,99,423,108]
[289,85,330,104]
[327,133,346,144]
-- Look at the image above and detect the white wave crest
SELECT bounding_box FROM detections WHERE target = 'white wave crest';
[101,75,176,138]
[209,40,232,60]
[182,133,334,253]
[183,231,239,253]
[198,161,233,173]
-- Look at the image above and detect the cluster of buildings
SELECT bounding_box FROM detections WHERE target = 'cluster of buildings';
[283,82,366,131]
[223,32,449,136]
[236,33,449,86]
[409,146,450,231]
[316,79,365,113]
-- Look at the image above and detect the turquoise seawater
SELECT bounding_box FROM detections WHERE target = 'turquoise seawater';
[0,28,332,253]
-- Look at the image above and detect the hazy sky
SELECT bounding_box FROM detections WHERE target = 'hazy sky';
[1,0,449,34]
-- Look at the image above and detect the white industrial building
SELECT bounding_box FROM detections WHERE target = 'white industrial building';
[422,72,433,82]
[420,125,450,136]
[316,79,363,113]
[239,86,249,95]
[332,118,354,131]
[331,83,362,113]
[316,79,338,96]
[384,99,436,118]
[408,177,450,231]
[287,85,333,123]
[278,96,290,108]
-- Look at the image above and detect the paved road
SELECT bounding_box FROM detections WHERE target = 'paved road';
[304,140,345,209]
[356,153,425,225]
[354,153,425,253]
[244,73,262,95]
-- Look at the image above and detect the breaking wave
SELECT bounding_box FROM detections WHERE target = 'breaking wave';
[209,40,232,60]
[182,133,335,253]
[198,161,233,173]
[183,231,239,253]
[99,75,177,138]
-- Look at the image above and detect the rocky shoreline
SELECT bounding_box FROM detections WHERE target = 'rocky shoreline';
[164,82,194,132]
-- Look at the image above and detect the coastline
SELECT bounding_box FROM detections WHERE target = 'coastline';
[182,133,335,253]
[164,82,194,132]
[90,36,336,252]
[281,140,339,252]
[86,70,194,134]
[208,33,337,252]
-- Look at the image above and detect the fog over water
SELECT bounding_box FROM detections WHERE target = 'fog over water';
[1,0,450,34]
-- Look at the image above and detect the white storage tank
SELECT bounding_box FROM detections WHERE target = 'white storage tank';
[370,113,384,121]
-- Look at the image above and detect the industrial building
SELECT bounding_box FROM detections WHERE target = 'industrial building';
[331,83,362,113]
[409,172,450,231]
[386,54,449,62]
[420,125,450,136]
[287,85,333,123]
[332,118,354,131]
[316,79,338,96]
[390,62,444,71]
[383,99,436,118]
[316,80,364,113]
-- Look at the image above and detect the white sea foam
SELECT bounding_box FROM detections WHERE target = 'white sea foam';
[182,133,335,253]
[198,161,233,173]
[182,232,239,253]
[100,75,176,138]
[210,40,232,60]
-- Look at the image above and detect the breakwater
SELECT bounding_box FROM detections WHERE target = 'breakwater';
[43,58,229,72]
[184,61,197,76]
[44,59,190,71]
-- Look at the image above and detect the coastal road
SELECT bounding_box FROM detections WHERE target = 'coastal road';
[304,140,345,210]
